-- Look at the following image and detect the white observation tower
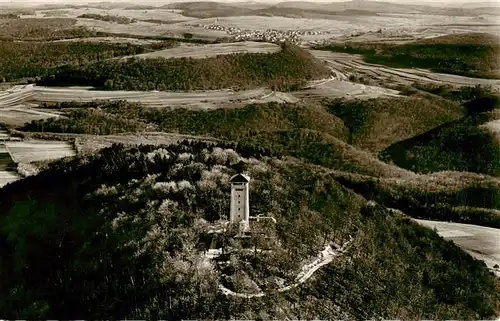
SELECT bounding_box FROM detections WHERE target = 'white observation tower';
[229,173,250,231]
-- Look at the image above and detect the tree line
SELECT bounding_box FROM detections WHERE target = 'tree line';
[77,13,136,24]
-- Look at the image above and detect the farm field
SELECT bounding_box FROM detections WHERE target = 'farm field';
[0,107,63,126]
[0,85,293,108]
[312,50,500,89]
[4,140,75,164]
[15,6,498,44]
[118,41,280,60]
[0,170,19,188]
[415,219,500,277]
[193,14,500,40]
[481,119,500,140]
[0,130,9,141]
[0,79,401,125]
[294,78,400,99]
[50,36,163,45]
[75,19,226,39]
[30,7,194,22]
[0,149,19,188]
[73,132,221,154]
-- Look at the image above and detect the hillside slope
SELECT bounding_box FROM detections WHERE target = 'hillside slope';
[20,94,467,178]
[274,0,500,15]
[316,33,500,79]
[162,1,254,18]
[0,142,498,319]
[40,43,330,91]
[380,108,500,176]
[324,95,463,153]
[0,40,170,83]
[21,100,414,178]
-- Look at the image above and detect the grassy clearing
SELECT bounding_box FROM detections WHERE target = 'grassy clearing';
[4,140,75,164]
[316,33,500,79]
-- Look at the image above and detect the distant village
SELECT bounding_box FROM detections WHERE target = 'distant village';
[192,22,333,43]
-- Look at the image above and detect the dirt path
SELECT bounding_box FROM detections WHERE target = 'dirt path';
[219,239,353,298]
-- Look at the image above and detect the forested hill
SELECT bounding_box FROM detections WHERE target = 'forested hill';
[39,43,330,91]
[380,95,500,176]
[0,141,498,319]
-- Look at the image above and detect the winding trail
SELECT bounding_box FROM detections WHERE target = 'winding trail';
[218,238,353,298]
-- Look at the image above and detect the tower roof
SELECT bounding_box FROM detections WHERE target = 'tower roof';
[230,173,250,183]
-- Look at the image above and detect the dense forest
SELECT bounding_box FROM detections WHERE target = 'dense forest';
[0,18,82,40]
[315,33,500,79]
[39,43,331,91]
[77,13,136,24]
[0,142,498,319]
[0,40,176,82]
[323,94,463,152]
[380,107,500,176]
[0,13,20,19]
